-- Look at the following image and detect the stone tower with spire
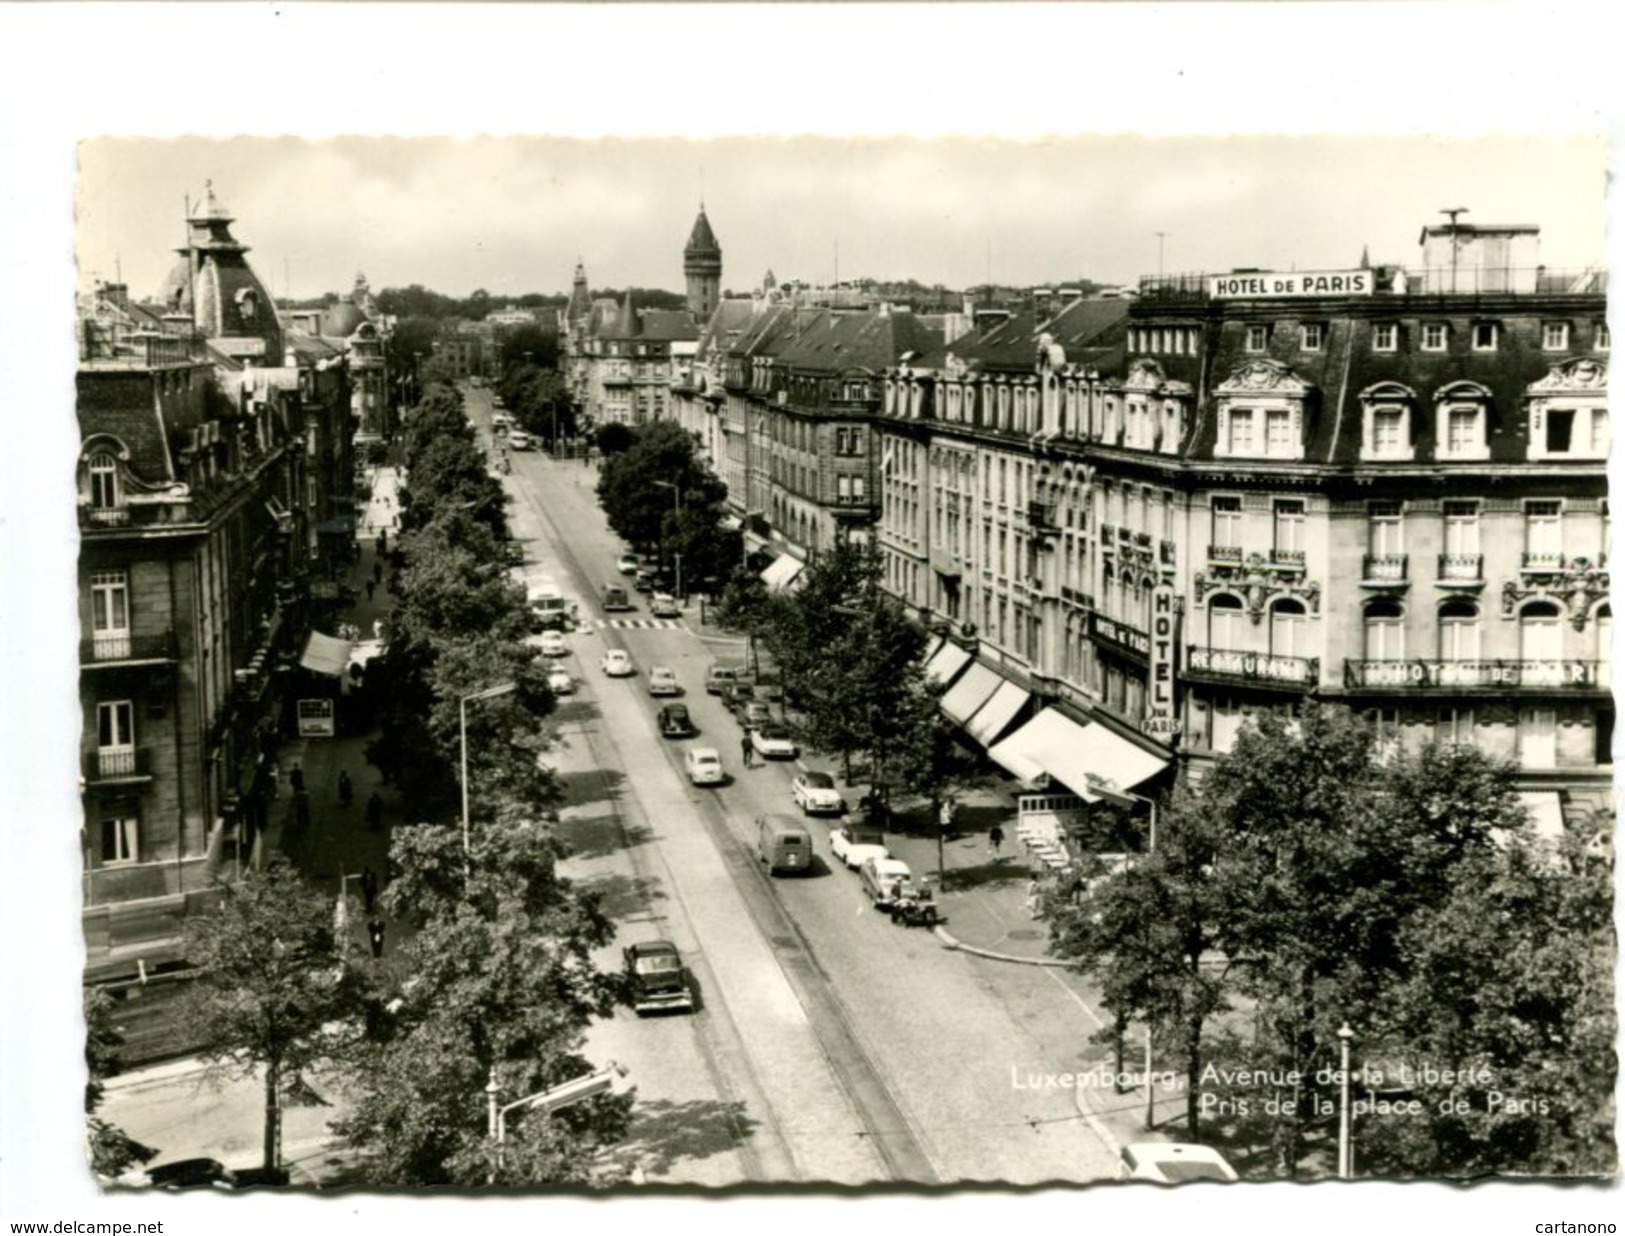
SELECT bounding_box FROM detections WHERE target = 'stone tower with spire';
[684,206,722,323]
[155,181,283,363]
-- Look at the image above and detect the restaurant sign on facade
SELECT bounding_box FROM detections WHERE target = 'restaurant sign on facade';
[1209,270,1374,299]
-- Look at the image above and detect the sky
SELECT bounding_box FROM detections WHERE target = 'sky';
[77,133,1607,303]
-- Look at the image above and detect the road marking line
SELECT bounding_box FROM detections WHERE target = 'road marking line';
[1042,964,1104,1030]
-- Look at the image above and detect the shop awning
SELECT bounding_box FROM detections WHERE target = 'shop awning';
[989,708,1168,798]
[966,680,1031,747]
[760,554,806,593]
[1517,791,1566,845]
[941,661,1002,725]
[924,638,972,686]
[299,631,354,677]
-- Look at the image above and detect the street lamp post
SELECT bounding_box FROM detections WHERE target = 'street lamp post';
[1086,774,1159,1128]
[1337,1023,1355,1179]
[654,481,686,599]
[486,1063,629,1182]
[460,682,517,875]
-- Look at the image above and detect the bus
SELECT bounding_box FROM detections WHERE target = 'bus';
[602,581,634,612]
[527,577,574,631]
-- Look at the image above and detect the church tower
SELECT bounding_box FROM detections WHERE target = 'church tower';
[683,206,722,323]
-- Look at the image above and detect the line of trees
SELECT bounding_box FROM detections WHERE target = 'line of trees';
[1043,702,1616,1179]
[175,378,633,1187]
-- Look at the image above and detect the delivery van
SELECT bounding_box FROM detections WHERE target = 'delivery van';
[756,815,812,877]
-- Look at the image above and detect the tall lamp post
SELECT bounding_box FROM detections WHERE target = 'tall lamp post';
[486,1062,630,1182]
[1086,774,1159,1128]
[1337,1023,1355,1179]
[653,481,686,600]
[460,681,517,874]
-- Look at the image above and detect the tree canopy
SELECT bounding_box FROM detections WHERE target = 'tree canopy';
[1043,702,1616,1179]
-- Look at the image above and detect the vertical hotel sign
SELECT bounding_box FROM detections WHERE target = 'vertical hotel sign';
[1144,582,1181,742]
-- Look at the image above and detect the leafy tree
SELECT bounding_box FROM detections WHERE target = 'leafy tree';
[594,422,635,457]
[498,324,560,373]
[181,860,361,1172]
[333,822,631,1186]
[594,421,728,555]
[84,987,157,1177]
[886,671,989,880]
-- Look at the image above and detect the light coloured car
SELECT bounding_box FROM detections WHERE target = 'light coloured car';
[617,552,641,576]
[858,856,914,909]
[1116,1142,1238,1184]
[791,770,845,815]
[600,649,634,677]
[685,746,725,786]
[750,722,797,760]
[507,431,533,451]
[546,666,574,696]
[647,666,681,696]
[649,592,680,619]
[535,630,569,658]
[830,823,889,870]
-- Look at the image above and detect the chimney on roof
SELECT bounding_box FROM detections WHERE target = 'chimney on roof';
[101,281,129,311]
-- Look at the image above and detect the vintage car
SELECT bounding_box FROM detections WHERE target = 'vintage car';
[750,722,797,760]
[829,823,889,870]
[623,939,694,1015]
[721,681,756,714]
[617,551,641,576]
[705,664,744,695]
[858,856,915,910]
[685,746,725,785]
[534,630,569,658]
[649,592,681,619]
[658,703,695,738]
[791,770,845,816]
[1117,1142,1239,1184]
[600,649,635,677]
[647,666,681,696]
[546,666,574,696]
[738,700,773,730]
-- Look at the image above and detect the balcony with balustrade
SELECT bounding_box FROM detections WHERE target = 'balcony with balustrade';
[1436,553,1485,588]
[84,747,155,787]
[1343,658,1611,693]
[1360,554,1409,589]
[80,630,179,670]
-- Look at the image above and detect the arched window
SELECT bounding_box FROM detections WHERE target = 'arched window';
[1438,600,1481,661]
[1209,594,1245,651]
[1270,598,1307,658]
[1364,600,1404,660]
[87,452,119,509]
[1520,601,1563,682]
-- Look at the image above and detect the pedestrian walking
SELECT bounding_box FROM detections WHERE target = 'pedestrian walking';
[289,763,305,794]
[366,579,376,601]
[337,770,354,807]
[365,790,384,832]
[740,734,754,768]
[377,530,388,557]
[367,917,386,959]
[360,866,379,913]
[989,822,1005,857]
[372,618,384,640]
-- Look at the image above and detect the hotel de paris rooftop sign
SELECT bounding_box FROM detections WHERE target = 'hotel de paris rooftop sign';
[1208,270,1375,299]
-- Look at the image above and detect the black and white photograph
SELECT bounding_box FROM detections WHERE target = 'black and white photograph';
[2,4,1619,1233]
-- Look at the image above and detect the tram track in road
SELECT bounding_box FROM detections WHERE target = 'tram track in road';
[506,453,940,1184]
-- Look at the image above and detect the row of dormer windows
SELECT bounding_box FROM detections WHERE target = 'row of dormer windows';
[1233,318,1609,355]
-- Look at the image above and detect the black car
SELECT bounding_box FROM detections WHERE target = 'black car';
[633,568,657,593]
[624,940,695,1014]
[141,1158,239,1190]
[657,703,695,738]
[721,681,756,716]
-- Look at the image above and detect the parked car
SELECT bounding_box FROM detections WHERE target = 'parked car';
[623,940,694,1015]
[137,1158,240,1190]
[535,630,569,658]
[738,700,773,730]
[792,770,845,815]
[546,666,574,696]
[658,703,694,738]
[647,666,681,696]
[633,568,657,593]
[706,664,744,695]
[502,540,524,565]
[829,823,890,870]
[600,649,634,677]
[617,552,641,576]
[649,592,681,618]
[507,430,533,451]
[751,722,797,760]
[721,681,756,714]
[859,856,915,909]
[685,746,725,786]
[1117,1142,1239,1184]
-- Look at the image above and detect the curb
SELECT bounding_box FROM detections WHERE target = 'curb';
[932,924,1073,968]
